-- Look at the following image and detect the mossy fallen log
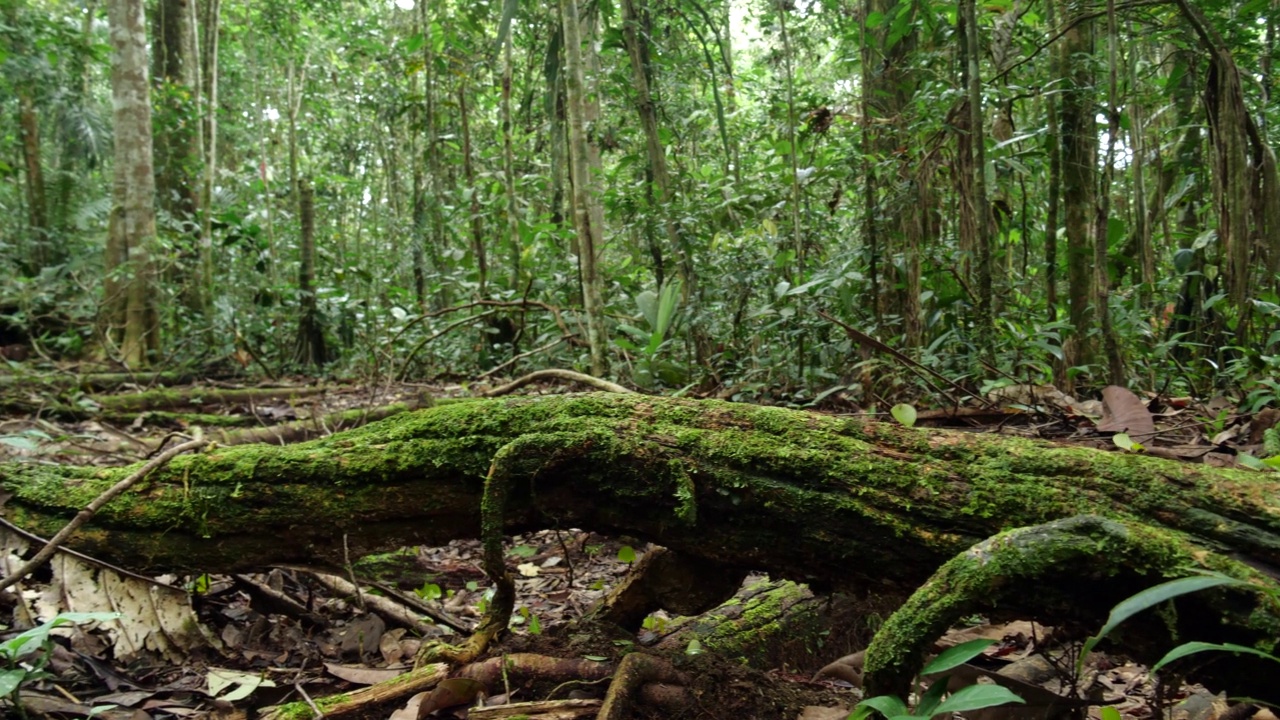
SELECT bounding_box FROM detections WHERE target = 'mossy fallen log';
[2,393,1278,696]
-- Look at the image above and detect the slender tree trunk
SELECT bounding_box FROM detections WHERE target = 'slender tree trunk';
[1095,0,1123,384]
[17,92,47,273]
[1060,0,1095,373]
[287,60,324,367]
[621,0,684,287]
[1127,29,1152,302]
[420,0,446,306]
[776,1,803,277]
[1044,0,1061,325]
[153,0,204,312]
[561,0,609,376]
[294,178,326,366]
[458,84,487,295]
[198,0,219,311]
[501,31,522,289]
[961,0,993,356]
[107,0,160,367]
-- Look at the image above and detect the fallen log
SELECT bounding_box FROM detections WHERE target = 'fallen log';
[1,393,1278,698]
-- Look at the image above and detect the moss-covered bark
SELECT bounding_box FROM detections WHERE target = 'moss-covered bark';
[2,393,1278,694]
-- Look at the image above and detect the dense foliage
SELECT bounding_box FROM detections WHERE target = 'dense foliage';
[1,0,1277,406]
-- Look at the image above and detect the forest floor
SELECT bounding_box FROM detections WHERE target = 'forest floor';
[0,371,1276,719]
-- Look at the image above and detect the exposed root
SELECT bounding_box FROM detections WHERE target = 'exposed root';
[481,369,633,397]
[597,652,689,720]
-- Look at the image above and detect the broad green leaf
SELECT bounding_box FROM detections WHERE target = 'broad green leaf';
[891,404,917,428]
[0,669,26,698]
[932,684,1025,716]
[921,639,993,675]
[686,638,703,655]
[1113,433,1134,451]
[852,694,908,720]
[617,545,636,563]
[1080,573,1250,667]
[1152,641,1280,672]
[864,10,885,28]
[1101,707,1123,720]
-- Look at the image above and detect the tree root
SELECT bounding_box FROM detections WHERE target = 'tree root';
[481,369,633,397]
[597,652,690,720]
[862,514,1280,699]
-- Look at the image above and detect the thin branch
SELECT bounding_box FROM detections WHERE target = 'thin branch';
[0,436,208,593]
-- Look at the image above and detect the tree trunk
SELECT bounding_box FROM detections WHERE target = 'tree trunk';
[621,0,685,288]
[18,91,48,273]
[1060,0,1095,374]
[961,0,993,356]
[561,0,609,377]
[107,0,160,368]
[458,83,487,295]
[3,394,1279,699]
[501,31,522,290]
[152,0,203,312]
[198,0,220,310]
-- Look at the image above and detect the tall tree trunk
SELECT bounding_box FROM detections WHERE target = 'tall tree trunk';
[419,0,446,306]
[776,1,803,277]
[107,0,160,367]
[621,0,684,287]
[1095,0,1123,384]
[501,31,522,290]
[1060,0,1095,374]
[152,0,204,312]
[458,84,487,295]
[288,61,324,367]
[17,92,48,273]
[1044,0,1061,325]
[961,0,993,356]
[561,0,609,376]
[861,0,922,346]
[294,178,326,367]
[198,0,219,311]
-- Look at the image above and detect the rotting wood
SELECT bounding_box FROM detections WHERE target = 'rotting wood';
[91,384,328,412]
[1,393,1278,697]
[468,698,601,719]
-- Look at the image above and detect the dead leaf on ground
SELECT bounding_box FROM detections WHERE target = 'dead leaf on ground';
[1097,386,1156,439]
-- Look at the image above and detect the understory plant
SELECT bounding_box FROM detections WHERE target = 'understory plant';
[0,612,120,715]
[848,639,1025,720]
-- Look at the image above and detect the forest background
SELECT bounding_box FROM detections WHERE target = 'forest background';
[2,0,1278,405]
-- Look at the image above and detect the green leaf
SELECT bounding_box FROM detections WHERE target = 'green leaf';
[618,545,636,563]
[864,11,885,28]
[890,404,917,428]
[510,544,537,558]
[583,655,607,661]
[853,694,908,720]
[1239,453,1268,471]
[686,638,703,655]
[1101,707,1123,720]
[921,639,993,675]
[0,436,37,451]
[1152,641,1280,673]
[931,684,1025,717]
[403,32,425,53]
[1113,433,1136,451]
[0,668,27,698]
[1080,573,1250,668]
[915,675,950,718]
